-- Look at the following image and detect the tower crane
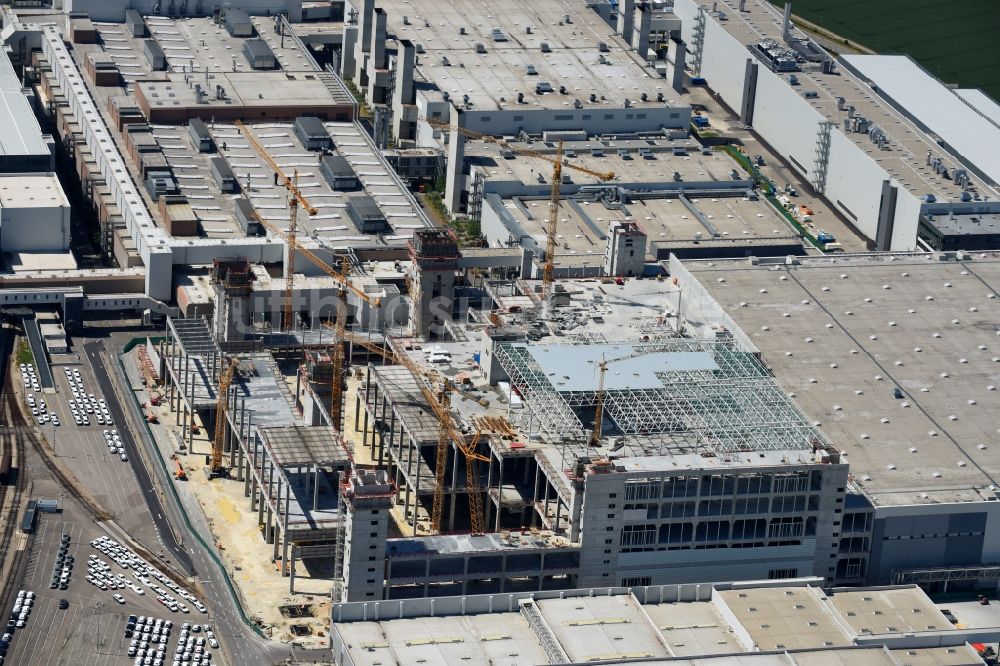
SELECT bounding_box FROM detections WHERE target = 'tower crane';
[321,326,489,534]
[250,211,381,431]
[207,357,239,479]
[233,120,318,332]
[589,358,608,447]
[427,120,615,311]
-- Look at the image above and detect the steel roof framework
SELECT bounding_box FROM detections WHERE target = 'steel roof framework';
[495,339,829,455]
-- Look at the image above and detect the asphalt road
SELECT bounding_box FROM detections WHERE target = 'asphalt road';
[83,340,193,576]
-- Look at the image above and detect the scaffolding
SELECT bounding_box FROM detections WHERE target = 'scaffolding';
[494,338,829,456]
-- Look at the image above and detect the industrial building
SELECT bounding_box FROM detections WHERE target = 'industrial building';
[468,134,807,275]
[0,173,71,253]
[0,47,52,173]
[339,0,692,213]
[671,0,1000,252]
[330,579,991,665]
[677,250,1000,588]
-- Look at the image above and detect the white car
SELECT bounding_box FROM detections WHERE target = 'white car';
[113,594,126,604]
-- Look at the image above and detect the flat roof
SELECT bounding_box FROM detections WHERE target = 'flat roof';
[536,594,669,662]
[331,581,982,666]
[842,55,1000,188]
[5,251,78,273]
[378,0,682,111]
[824,587,952,635]
[488,193,798,268]
[0,49,50,159]
[682,252,1000,505]
[716,586,852,651]
[687,0,998,202]
[339,613,548,666]
[258,425,348,467]
[922,211,1000,237]
[0,174,67,208]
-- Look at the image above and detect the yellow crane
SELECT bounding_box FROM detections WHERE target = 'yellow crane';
[323,327,489,534]
[589,358,608,447]
[208,357,239,479]
[250,211,381,430]
[233,120,318,332]
[427,120,615,310]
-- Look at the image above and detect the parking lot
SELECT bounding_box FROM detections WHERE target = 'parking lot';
[4,511,221,666]
[21,345,166,554]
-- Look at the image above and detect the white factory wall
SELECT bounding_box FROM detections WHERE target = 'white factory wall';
[697,14,751,109]
[672,0,920,251]
[823,128,887,241]
[891,187,921,251]
[752,66,824,183]
[63,0,303,22]
[0,205,70,252]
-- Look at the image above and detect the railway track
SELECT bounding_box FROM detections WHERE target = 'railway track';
[0,373,29,617]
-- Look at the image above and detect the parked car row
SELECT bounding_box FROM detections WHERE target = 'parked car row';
[63,367,114,427]
[25,392,58,427]
[20,363,39,392]
[90,536,208,615]
[48,532,74,590]
[103,430,129,462]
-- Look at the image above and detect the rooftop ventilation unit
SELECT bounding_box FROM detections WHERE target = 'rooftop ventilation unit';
[599,42,610,52]
[490,27,507,42]
[475,43,487,54]
[535,82,553,94]
[573,99,583,109]
[589,93,598,103]
[459,26,466,35]
[402,15,409,25]
[441,56,451,66]
[526,64,537,75]
[517,92,525,104]
[657,92,664,102]
[540,42,550,53]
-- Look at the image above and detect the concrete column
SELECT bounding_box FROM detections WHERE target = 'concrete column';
[352,0,374,87]
[484,452,494,529]
[412,443,421,536]
[617,0,635,44]
[282,485,290,574]
[313,463,320,511]
[531,465,541,528]
[672,39,687,95]
[494,456,504,532]
[443,109,466,214]
[448,446,459,532]
[289,548,296,593]
[382,409,394,467]
[632,4,651,60]
[353,392,361,432]
[369,7,386,70]
[341,24,358,83]
[391,39,416,140]
[403,436,413,524]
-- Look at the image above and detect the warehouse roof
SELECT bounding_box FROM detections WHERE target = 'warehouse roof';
[842,55,1000,189]
[0,49,50,159]
[331,580,983,666]
[377,0,682,111]
[0,174,68,208]
[680,251,1000,506]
